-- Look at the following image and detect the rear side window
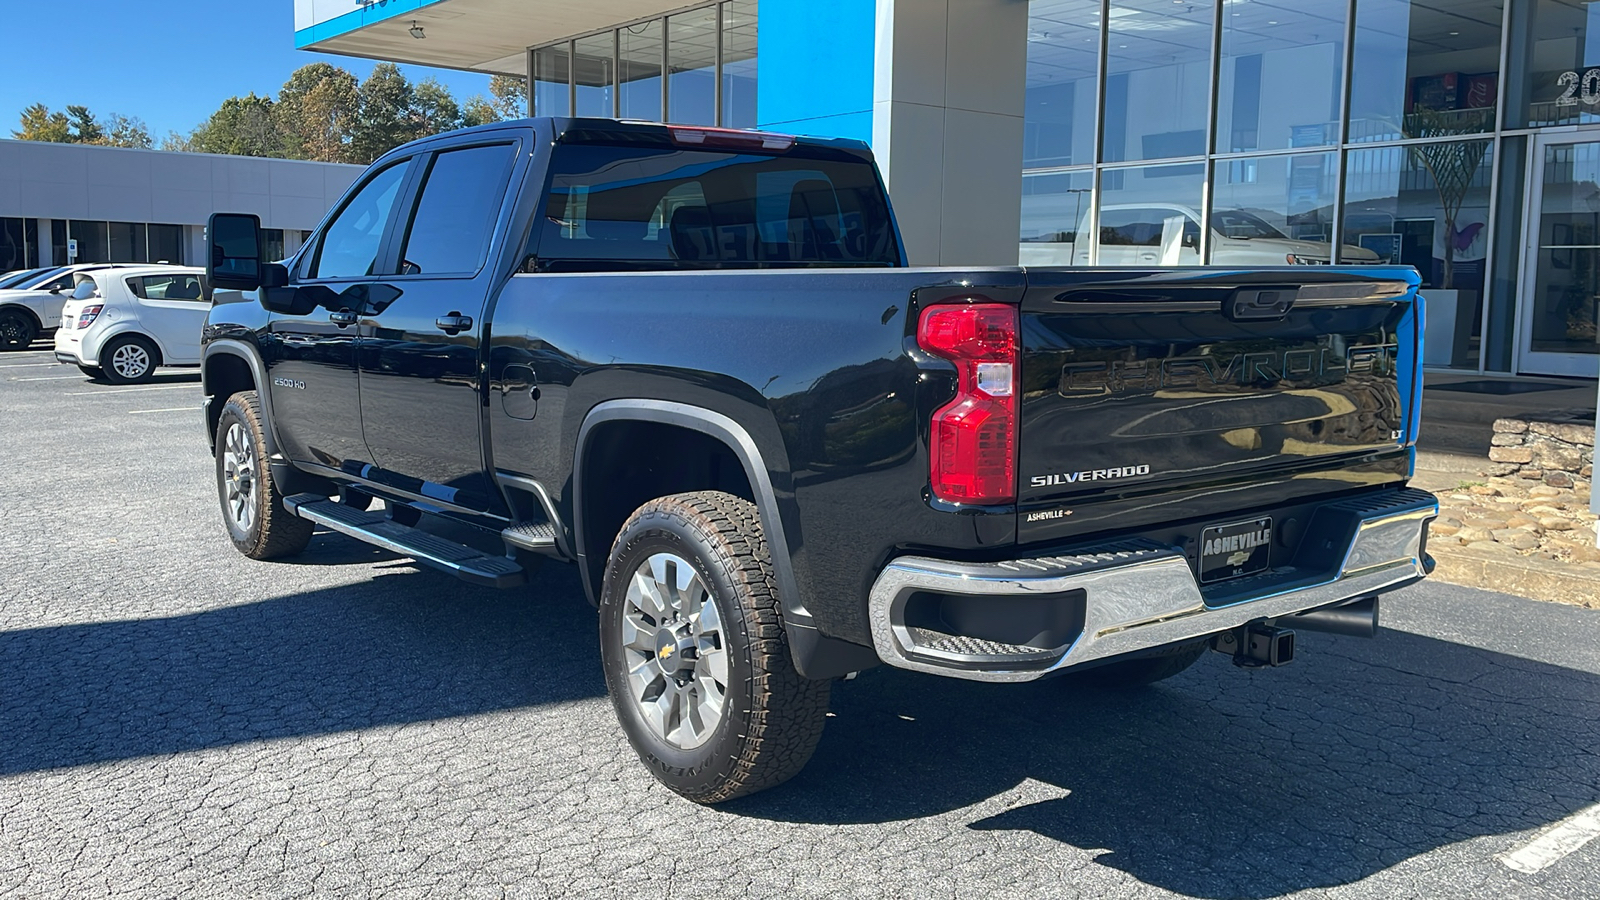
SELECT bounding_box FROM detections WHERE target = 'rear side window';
[311,161,409,279]
[128,274,205,301]
[533,144,899,270]
[395,143,517,276]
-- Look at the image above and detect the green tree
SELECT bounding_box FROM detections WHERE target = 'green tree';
[14,103,72,142]
[459,95,500,128]
[64,105,103,144]
[160,130,193,152]
[277,62,359,162]
[351,63,414,163]
[189,94,282,157]
[489,74,527,119]
[411,77,461,137]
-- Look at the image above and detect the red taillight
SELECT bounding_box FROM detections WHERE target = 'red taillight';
[76,304,103,329]
[918,303,1018,504]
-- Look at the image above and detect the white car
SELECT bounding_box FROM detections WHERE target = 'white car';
[54,266,211,383]
[1019,203,1382,267]
[0,264,136,350]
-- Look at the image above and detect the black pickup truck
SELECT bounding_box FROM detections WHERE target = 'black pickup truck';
[202,117,1437,803]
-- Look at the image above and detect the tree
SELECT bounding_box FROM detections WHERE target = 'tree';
[100,114,152,149]
[65,105,103,144]
[189,94,282,157]
[411,77,460,138]
[459,95,500,128]
[277,62,359,162]
[1404,107,1492,291]
[489,74,527,119]
[351,63,414,163]
[14,103,71,142]
[160,131,193,152]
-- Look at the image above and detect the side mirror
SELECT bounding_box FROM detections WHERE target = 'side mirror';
[207,212,263,291]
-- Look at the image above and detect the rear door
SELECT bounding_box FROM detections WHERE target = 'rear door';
[265,157,412,473]
[125,272,207,362]
[355,137,522,515]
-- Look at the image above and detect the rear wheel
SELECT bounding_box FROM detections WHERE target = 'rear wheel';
[0,309,36,350]
[102,335,160,384]
[215,390,313,560]
[1071,641,1208,689]
[599,491,831,803]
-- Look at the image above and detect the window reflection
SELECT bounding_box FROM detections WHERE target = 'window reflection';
[1211,152,1340,265]
[1093,165,1205,266]
[532,44,570,117]
[574,33,615,117]
[1102,0,1213,163]
[1018,170,1092,266]
[1349,0,1501,142]
[1218,0,1346,152]
[619,20,663,121]
[1025,0,1100,168]
[668,7,718,125]
[1507,0,1600,128]
[722,0,758,128]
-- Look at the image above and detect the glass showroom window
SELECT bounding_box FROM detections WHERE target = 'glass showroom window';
[1217,0,1346,152]
[1019,170,1093,266]
[1349,0,1501,143]
[1024,0,1099,168]
[110,222,148,263]
[69,221,110,263]
[1093,162,1205,266]
[532,44,571,116]
[619,19,664,121]
[668,7,718,125]
[722,0,758,128]
[1102,0,1213,164]
[1506,0,1600,128]
[149,224,184,264]
[1344,141,1493,368]
[573,33,615,117]
[1210,152,1337,265]
[0,218,37,270]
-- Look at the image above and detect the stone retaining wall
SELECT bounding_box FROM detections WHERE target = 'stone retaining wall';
[1487,417,1594,497]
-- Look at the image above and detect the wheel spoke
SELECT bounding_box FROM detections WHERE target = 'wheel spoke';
[693,592,722,638]
[620,613,654,653]
[690,680,724,739]
[697,645,729,687]
[627,570,667,622]
[651,555,682,615]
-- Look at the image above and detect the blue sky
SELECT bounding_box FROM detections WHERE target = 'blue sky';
[0,0,492,140]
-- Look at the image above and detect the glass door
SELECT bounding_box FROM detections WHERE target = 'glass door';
[1518,136,1600,377]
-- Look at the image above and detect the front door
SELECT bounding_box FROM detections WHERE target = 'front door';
[265,158,412,472]
[356,139,521,516]
[1518,136,1600,377]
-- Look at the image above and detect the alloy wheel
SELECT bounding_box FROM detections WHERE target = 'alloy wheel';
[221,422,258,531]
[111,343,151,380]
[620,551,730,749]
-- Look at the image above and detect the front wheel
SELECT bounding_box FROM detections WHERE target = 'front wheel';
[214,390,313,560]
[599,491,831,804]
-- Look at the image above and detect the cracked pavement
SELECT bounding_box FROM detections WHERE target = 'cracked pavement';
[2,349,1599,899]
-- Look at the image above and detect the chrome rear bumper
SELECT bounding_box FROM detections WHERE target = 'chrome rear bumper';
[867,488,1437,682]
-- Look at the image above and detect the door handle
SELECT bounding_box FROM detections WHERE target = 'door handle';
[329,308,358,327]
[435,312,473,335]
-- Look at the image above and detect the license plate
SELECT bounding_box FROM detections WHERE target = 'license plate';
[1199,516,1273,583]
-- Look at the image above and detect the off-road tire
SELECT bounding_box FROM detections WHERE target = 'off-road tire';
[599,491,831,804]
[0,309,36,350]
[215,390,314,560]
[101,334,161,384]
[1072,641,1208,689]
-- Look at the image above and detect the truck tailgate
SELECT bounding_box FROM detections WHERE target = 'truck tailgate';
[1015,268,1421,544]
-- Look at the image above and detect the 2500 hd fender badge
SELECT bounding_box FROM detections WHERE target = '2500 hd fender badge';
[272,376,306,390]
[1029,464,1150,488]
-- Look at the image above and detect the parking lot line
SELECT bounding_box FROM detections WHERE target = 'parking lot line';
[11,375,85,381]
[129,407,196,414]
[65,384,198,396]
[0,362,60,368]
[1499,801,1600,874]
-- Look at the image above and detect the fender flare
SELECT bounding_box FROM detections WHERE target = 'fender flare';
[202,339,280,458]
[573,400,880,679]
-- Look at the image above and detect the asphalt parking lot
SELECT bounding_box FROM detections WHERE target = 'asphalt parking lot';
[3,344,1600,899]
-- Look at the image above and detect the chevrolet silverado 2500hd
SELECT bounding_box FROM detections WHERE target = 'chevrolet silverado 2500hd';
[201,117,1437,803]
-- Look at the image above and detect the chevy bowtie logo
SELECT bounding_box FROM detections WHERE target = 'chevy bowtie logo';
[658,646,673,660]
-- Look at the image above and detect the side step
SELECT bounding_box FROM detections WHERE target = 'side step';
[283,493,527,589]
[502,520,559,555]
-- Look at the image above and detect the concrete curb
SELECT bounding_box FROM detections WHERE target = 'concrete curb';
[1428,544,1600,609]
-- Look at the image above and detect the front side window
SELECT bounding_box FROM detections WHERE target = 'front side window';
[535,143,899,269]
[396,144,516,276]
[311,162,409,279]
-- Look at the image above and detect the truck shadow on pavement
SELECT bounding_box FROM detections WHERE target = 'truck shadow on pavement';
[0,562,605,777]
[734,623,1600,898]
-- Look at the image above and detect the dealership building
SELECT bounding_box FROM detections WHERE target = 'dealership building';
[0,139,362,276]
[297,0,1597,378]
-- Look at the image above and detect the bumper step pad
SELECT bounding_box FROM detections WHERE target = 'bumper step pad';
[283,494,527,589]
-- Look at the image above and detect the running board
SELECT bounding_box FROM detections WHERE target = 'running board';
[503,520,560,556]
[283,494,527,589]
